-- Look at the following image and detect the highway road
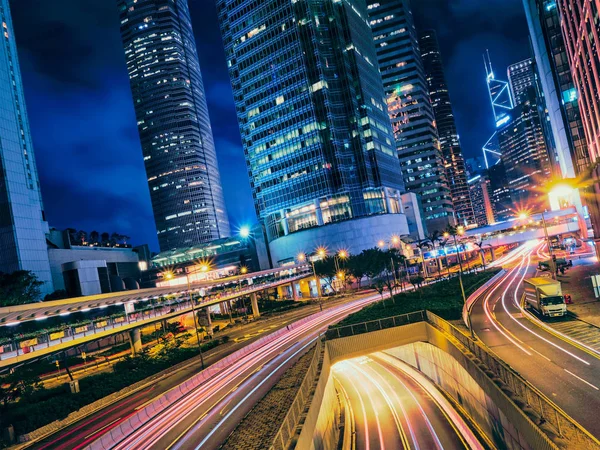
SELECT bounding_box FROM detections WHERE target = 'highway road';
[87,291,394,450]
[470,240,600,438]
[29,294,368,450]
[333,352,482,450]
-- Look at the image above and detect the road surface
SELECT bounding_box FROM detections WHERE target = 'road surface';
[29,294,368,450]
[470,240,600,438]
[333,352,481,449]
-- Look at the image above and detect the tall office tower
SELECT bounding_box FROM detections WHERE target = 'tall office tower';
[367,0,455,233]
[0,0,52,297]
[482,52,514,168]
[508,59,536,103]
[488,162,513,222]
[217,0,410,265]
[522,0,590,179]
[419,30,474,227]
[117,0,230,252]
[468,175,495,227]
[497,87,552,206]
[556,0,600,254]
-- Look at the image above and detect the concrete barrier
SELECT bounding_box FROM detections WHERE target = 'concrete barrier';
[296,314,582,450]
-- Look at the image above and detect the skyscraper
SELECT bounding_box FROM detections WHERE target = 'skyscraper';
[0,0,52,296]
[367,0,455,233]
[419,30,474,227]
[217,0,410,264]
[556,0,600,254]
[522,0,590,178]
[497,87,552,207]
[117,0,230,252]
[508,58,536,103]
[468,175,495,227]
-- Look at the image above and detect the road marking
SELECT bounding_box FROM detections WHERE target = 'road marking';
[564,369,599,390]
[529,348,551,361]
[83,417,122,439]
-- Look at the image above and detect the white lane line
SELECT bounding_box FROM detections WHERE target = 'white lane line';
[564,369,599,391]
[529,347,551,362]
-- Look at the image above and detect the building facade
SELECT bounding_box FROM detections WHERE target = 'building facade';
[508,58,536,103]
[468,175,495,227]
[117,0,230,252]
[497,87,552,208]
[556,0,600,250]
[367,0,455,233]
[522,0,590,179]
[419,30,474,227]
[217,0,410,264]
[0,0,53,296]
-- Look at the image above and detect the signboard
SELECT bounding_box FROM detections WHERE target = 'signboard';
[114,316,125,323]
[19,338,37,349]
[50,331,65,341]
[95,320,108,329]
[75,325,89,334]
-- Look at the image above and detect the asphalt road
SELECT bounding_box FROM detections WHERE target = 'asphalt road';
[470,241,600,438]
[29,294,368,450]
[86,291,391,450]
[333,352,479,450]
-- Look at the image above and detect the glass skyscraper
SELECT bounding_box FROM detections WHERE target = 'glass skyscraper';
[217,0,409,263]
[117,0,230,252]
[419,30,474,227]
[0,0,52,296]
[366,0,455,233]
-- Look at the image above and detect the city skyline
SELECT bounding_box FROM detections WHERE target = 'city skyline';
[11,0,531,251]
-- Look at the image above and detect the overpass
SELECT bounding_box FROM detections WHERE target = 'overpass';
[464,207,582,247]
[0,265,317,368]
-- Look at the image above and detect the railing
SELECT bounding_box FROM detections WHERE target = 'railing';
[0,271,311,363]
[462,269,506,329]
[270,338,324,450]
[427,311,600,449]
[324,311,426,340]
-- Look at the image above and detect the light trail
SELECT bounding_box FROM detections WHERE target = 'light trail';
[89,291,391,450]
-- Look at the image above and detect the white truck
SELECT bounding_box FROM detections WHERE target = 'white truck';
[523,278,567,318]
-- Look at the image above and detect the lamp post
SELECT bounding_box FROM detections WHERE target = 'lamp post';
[444,227,472,338]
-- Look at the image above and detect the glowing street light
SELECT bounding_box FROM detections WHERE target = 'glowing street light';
[240,266,248,275]
[337,249,348,259]
[296,252,306,262]
[378,240,385,248]
[316,247,327,258]
[239,225,251,239]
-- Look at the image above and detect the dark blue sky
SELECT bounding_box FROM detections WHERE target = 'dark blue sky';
[10,0,530,252]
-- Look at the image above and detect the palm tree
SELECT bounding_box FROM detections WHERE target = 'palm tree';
[427,231,442,277]
[438,238,451,278]
[416,239,431,278]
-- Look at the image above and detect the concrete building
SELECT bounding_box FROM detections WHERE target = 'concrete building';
[508,58,536,103]
[419,30,474,227]
[367,0,455,233]
[556,0,600,249]
[117,0,230,252]
[217,0,410,265]
[47,229,148,297]
[497,87,552,208]
[468,175,495,227]
[0,0,53,297]
[522,0,590,179]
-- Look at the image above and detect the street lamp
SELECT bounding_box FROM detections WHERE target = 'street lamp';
[184,266,207,369]
[444,227,472,338]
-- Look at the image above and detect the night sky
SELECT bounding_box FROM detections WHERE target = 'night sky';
[10,0,530,252]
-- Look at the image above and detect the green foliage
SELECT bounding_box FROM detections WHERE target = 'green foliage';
[43,289,69,301]
[334,269,501,327]
[0,270,43,306]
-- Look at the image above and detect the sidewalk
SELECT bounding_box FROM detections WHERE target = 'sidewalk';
[556,256,600,327]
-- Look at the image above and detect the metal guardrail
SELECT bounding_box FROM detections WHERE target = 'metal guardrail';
[427,311,600,449]
[270,339,324,450]
[324,311,426,340]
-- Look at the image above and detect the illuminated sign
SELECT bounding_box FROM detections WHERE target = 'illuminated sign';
[495,115,511,128]
[562,88,577,103]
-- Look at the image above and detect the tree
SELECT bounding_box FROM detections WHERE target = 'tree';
[346,254,367,288]
[313,257,338,293]
[0,271,43,306]
[101,232,110,245]
[372,279,386,304]
[89,230,100,246]
[416,239,431,277]
[75,230,87,246]
[44,289,69,301]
